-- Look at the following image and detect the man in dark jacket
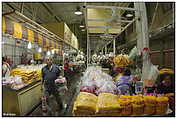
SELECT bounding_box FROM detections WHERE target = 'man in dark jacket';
[42,57,64,114]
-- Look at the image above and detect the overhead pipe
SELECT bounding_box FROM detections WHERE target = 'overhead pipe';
[2,10,15,16]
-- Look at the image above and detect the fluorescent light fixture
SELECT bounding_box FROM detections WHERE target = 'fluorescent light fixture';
[27,42,32,49]
[126,13,133,18]
[75,7,82,15]
[75,11,82,15]
[51,49,55,54]
[80,25,84,28]
[47,51,51,56]
[38,47,42,53]
[81,29,85,32]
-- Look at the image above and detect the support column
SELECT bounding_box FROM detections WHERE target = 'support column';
[113,38,116,56]
[160,40,165,68]
[134,2,149,53]
[85,7,89,67]
[134,2,150,82]
[105,46,107,55]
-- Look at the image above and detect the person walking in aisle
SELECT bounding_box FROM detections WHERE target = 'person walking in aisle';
[41,56,64,115]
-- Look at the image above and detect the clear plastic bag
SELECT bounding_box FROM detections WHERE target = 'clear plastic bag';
[95,81,117,95]
[80,78,96,94]
[128,46,138,61]
[142,49,159,87]
[14,75,23,84]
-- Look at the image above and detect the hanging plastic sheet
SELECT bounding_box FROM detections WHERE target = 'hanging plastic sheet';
[49,39,52,48]
[34,31,38,43]
[5,17,14,35]
[22,25,28,40]
[27,29,34,43]
[54,41,57,49]
[42,35,46,47]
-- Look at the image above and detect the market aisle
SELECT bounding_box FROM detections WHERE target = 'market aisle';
[29,72,82,117]
[64,72,82,116]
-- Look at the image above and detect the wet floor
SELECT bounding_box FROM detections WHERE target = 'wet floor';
[29,72,82,117]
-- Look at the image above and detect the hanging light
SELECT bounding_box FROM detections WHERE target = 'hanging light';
[74,7,82,15]
[126,13,133,18]
[38,47,42,53]
[51,49,55,54]
[81,29,85,32]
[79,25,85,28]
[47,51,51,56]
[28,42,32,49]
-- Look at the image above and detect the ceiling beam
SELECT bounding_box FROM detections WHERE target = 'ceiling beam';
[87,18,132,23]
[42,3,62,22]
[103,17,138,48]
[88,26,121,29]
[5,3,15,10]
[86,5,137,11]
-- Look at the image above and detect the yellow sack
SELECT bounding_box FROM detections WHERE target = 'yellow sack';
[155,96,169,115]
[118,98,132,116]
[156,96,169,105]
[132,104,144,116]
[131,96,144,105]
[144,96,156,105]
[96,93,121,113]
[131,95,144,116]
[159,68,174,74]
[74,92,97,112]
[164,93,174,98]
[156,106,168,115]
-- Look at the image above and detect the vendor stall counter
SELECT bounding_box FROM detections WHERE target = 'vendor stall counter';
[3,81,42,116]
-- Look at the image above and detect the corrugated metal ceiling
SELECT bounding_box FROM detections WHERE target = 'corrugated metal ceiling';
[2,2,132,53]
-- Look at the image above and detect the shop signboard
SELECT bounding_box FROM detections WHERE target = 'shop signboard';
[71,33,78,50]
[64,23,72,44]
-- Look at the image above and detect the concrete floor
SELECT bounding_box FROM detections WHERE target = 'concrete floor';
[28,72,82,117]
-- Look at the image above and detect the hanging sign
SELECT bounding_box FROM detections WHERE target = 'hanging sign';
[13,22,22,39]
[27,29,34,43]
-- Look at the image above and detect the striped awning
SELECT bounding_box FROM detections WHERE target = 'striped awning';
[2,16,62,50]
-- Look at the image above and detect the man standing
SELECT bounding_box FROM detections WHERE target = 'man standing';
[41,56,64,115]
[2,56,11,77]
